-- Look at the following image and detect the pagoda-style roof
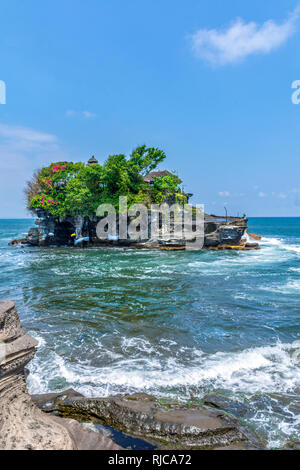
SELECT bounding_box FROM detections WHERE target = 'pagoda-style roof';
[87,156,98,165]
[143,170,171,183]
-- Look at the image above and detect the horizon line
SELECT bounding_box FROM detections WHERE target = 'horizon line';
[1,216,300,220]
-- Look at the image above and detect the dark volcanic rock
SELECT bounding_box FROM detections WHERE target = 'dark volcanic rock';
[9,238,27,246]
[203,393,251,417]
[32,392,262,450]
[31,389,85,413]
[284,441,300,450]
[15,209,249,250]
[26,227,40,246]
[204,231,220,247]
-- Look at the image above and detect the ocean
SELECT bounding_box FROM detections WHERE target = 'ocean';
[0,217,299,448]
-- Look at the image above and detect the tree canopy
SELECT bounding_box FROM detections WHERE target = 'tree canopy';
[26,146,185,218]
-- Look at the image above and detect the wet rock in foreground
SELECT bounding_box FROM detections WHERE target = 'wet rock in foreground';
[203,393,252,417]
[284,441,300,450]
[32,391,262,450]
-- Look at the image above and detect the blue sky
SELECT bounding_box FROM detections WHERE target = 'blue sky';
[1,0,300,217]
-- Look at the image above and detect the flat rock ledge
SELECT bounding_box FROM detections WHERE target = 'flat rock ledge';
[0,301,121,450]
[32,391,263,450]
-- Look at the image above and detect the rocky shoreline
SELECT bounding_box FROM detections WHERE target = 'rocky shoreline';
[10,209,260,251]
[0,300,268,451]
[0,301,120,450]
[31,389,264,450]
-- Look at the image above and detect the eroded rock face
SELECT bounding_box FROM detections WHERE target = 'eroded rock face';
[32,391,262,450]
[203,393,251,417]
[0,301,121,450]
[13,209,249,250]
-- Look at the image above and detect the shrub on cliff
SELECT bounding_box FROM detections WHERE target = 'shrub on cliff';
[151,173,185,205]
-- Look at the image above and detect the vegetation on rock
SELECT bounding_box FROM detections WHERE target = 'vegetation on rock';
[25,146,185,217]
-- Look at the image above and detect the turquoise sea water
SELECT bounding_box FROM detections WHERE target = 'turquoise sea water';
[0,218,299,448]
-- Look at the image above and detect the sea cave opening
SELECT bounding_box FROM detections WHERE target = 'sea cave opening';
[54,221,75,245]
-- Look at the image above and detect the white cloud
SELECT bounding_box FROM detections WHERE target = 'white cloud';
[82,111,97,119]
[0,123,68,217]
[270,191,290,199]
[191,6,300,65]
[0,123,57,143]
[258,192,266,198]
[66,110,76,117]
[66,110,97,119]
[219,191,230,197]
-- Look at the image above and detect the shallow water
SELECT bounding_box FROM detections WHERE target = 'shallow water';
[0,218,299,448]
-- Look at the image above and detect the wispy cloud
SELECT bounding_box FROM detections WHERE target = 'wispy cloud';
[219,191,230,197]
[191,6,300,66]
[0,124,57,143]
[66,110,97,119]
[82,111,97,119]
[0,123,68,216]
[258,192,266,198]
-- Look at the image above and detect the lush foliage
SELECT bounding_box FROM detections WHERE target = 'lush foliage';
[26,146,184,217]
[151,174,185,205]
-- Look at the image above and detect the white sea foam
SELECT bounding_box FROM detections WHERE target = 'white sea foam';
[187,236,300,275]
[260,279,300,294]
[262,237,300,255]
[25,335,300,449]
[27,337,300,398]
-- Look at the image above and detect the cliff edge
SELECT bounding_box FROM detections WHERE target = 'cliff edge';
[0,301,120,450]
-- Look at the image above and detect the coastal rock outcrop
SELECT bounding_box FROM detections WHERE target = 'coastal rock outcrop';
[0,301,121,450]
[32,391,262,450]
[203,393,251,417]
[11,208,253,251]
[0,301,263,450]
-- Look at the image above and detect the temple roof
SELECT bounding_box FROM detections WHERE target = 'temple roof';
[87,156,98,165]
[143,170,171,183]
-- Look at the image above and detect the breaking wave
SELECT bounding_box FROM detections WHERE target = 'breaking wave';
[27,337,300,397]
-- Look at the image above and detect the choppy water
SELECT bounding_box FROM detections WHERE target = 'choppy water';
[0,218,299,448]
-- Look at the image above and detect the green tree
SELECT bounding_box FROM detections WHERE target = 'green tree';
[151,173,183,205]
[128,145,166,176]
[26,145,184,217]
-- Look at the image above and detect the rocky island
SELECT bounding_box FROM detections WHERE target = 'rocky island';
[11,146,260,250]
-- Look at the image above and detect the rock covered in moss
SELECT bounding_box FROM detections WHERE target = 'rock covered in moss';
[32,391,263,450]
